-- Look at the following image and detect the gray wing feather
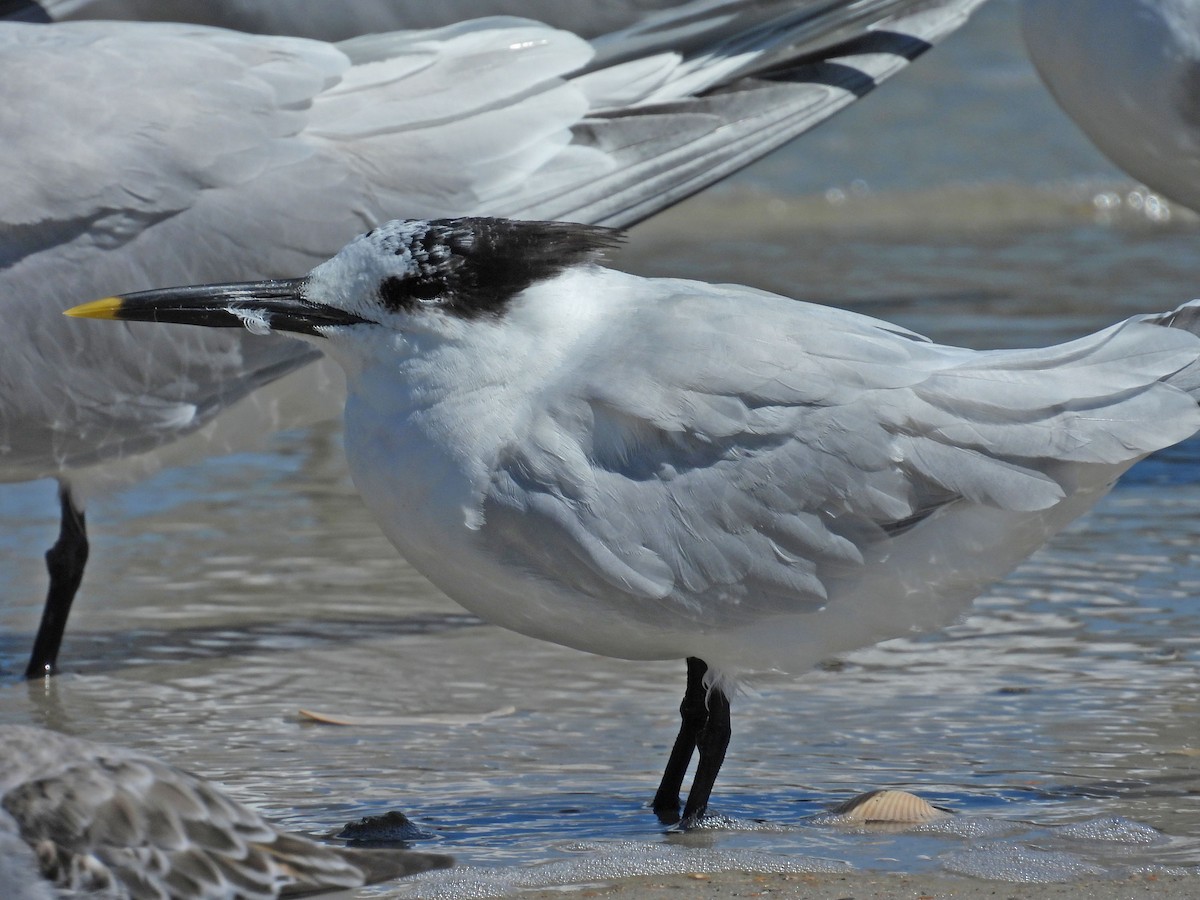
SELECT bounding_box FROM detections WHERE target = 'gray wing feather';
[483,282,1200,619]
[35,0,689,40]
[499,2,993,226]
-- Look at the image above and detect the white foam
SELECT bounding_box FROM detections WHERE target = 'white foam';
[373,842,849,899]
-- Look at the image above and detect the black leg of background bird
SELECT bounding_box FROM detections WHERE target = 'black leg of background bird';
[24,485,88,679]
[652,657,710,824]
[679,680,730,829]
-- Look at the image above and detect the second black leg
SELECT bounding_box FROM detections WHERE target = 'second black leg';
[680,680,730,827]
[652,657,710,824]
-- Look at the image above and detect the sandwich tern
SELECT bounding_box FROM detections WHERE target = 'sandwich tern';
[3,0,988,678]
[1021,0,1200,212]
[0,724,452,896]
[68,215,1200,826]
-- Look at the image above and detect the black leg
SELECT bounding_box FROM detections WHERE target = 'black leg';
[652,657,711,824]
[680,682,730,828]
[25,485,89,679]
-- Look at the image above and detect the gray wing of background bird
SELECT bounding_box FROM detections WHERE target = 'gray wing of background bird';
[22,0,684,38]
[482,280,1200,652]
[20,0,959,43]
[503,0,992,226]
[1,1,988,487]
[1021,0,1200,213]
[0,725,450,897]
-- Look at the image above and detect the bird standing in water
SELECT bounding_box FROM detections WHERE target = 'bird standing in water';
[70,215,1200,826]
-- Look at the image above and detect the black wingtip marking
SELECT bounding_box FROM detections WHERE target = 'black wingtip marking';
[0,0,50,22]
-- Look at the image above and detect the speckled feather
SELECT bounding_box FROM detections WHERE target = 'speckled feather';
[0,726,451,899]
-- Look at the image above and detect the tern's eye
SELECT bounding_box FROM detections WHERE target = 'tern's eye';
[409,280,442,301]
[378,274,440,310]
[378,275,408,310]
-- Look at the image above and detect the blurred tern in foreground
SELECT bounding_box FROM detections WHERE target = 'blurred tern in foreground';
[1022,0,1200,212]
[69,215,1200,826]
[3,0,989,679]
[0,724,451,897]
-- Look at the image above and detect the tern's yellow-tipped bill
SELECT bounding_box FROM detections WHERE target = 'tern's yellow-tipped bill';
[57,278,371,335]
[65,297,124,319]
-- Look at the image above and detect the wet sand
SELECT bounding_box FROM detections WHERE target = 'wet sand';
[515,870,1197,899]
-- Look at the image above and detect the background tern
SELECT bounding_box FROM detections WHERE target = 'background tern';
[0,724,452,897]
[1021,0,1200,213]
[68,214,1200,828]
[8,0,713,37]
[1,0,989,678]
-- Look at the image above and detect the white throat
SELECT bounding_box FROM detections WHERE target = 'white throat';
[334,264,621,538]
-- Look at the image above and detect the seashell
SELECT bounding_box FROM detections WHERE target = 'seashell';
[829,789,951,825]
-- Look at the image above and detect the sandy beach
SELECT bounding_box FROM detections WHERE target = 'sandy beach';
[515,870,1197,899]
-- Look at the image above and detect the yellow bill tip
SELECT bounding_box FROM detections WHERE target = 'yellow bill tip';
[64,297,125,320]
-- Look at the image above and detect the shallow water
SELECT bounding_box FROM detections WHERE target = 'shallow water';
[4,0,1200,894]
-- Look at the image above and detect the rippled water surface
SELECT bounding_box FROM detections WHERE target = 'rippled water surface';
[4,1,1200,894]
